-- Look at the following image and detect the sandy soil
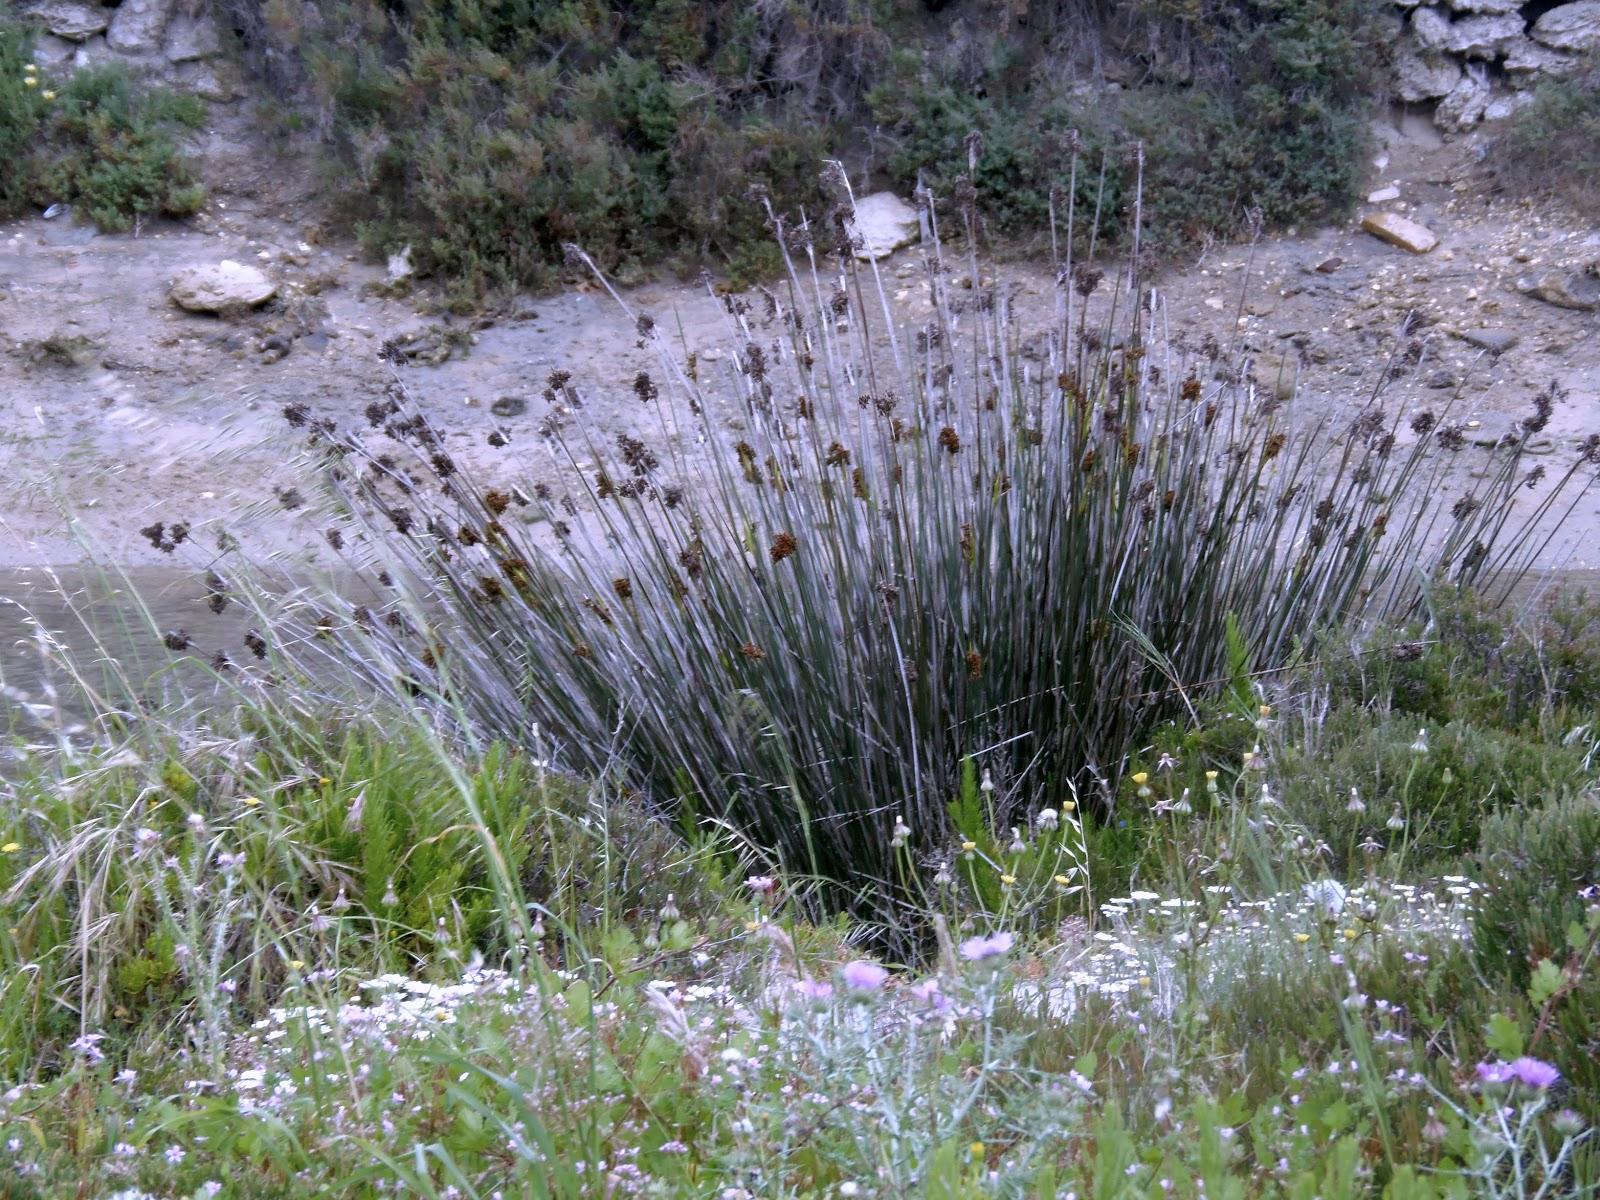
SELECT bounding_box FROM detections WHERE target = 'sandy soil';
[2,106,1599,574]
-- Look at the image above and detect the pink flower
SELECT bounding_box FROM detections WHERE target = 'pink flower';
[792,978,834,1003]
[909,977,951,1014]
[1476,1060,1516,1085]
[960,931,1015,962]
[840,960,888,991]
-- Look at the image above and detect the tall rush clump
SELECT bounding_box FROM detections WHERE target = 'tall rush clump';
[271,167,1598,937]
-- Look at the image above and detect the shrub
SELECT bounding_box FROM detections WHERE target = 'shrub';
[24,65,207,231]
[260,209,1594,934]
[0,21,45,216]
[1490,53,1600,220]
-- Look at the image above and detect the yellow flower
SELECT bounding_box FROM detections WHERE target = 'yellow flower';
[1138,975,1152,987]
[1000,873,1016,886]
[969,1141,986,1162]
[240,796,261,806]
[1343,928,1359,941]
[961,840,976,852]
[288,959,304,971]
[1259,704,1273,718]
[1061,799,1075,811]
[23,78,37,88]
[1205,770,1219,780]
[319,777,332,787]
[1131,772,1149,785]
[0,843,19,854]
[1054,874,1071,886]
[435,1007,450,1020]
[40,90,55,100]
[1293,932,1311,944]
[23,63,37,72]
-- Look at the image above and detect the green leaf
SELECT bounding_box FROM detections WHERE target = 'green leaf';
[1527,958,1564,1009]
[1485,1011,1524,1060]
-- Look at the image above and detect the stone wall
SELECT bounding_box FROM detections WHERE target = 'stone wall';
[1392,0,1599,130]
[20,0,239,102]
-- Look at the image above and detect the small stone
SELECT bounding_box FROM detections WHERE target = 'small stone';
[1457,328,1520,353]
[1361,212,1439,254]
[26,1,111,41]
[490,396,527,418]
[1532,1,1600,51]
[848,193,920,261]
[1367,185,1402,204]
[1315,256,1344,273]
[1518,271,1600,311]
[169,261,277,312]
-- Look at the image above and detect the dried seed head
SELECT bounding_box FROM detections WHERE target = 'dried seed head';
[612,576,633,601]
[162,629,192,652]
[938,426,961,455]
[769,532,797,563]
[965,649,984,680]
[244,629,267,659]
[1262,433,1287,462]
[739,642,766,661]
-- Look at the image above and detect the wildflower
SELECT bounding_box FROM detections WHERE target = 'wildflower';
[933,862,953,886]
[23,77,37,88]
[1054,874,1072,886]
[40,90,54,101]
[961,839,977,860]
[1170,789,1193,815]
[1205,770,1220,792]
[1035,807,1059,832]
[165,1146,186,1166]
[381,879,400,908]
[1243,745,1267,771]
[840,960,888,992]
[1343,928,1359,941]
[746,875,778,897]
[1062,798,1076,812]
[0,843,18,854]
[1007,827,1026,854]
[69,1033,106,1064]
[1133,771,1152,799]
[1256,704,1273,731]
[960,931,1014,961]
[1510,1057,1562,1089]
[890,816,911,849]
[659,894,680,922]
[1422,1110,1448,1143]
[1553,1109,1587,1136]
[1410,728,1429,755]
[980,769,995,794]
[969,1141,986,1162]
[1156,752,1179,773]
[999,873,1016,887]
[1386,807,1406,832]
[910,977,951,1014]
[1347,788,1365,814]
[288,959,304,972]
[1293,932,1311,944]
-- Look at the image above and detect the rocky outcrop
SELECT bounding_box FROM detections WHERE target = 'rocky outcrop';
[849,193,921,261]
[1386,0,1598,131]
[18,0,236,106]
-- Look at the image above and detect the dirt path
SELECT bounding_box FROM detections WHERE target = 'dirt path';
[2,107,1598,571]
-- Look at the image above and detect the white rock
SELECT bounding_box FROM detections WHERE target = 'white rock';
[169,262,277,312]
[1411,7,1454,49]
[1395,45,1462,100]
[1446,0,1521,12]
[107,0,176,53]
[1484,91,1533,120]
[1436,63,1492,129]
[1532,1,1600,51]
[29,32,77,68]
[387,244,415,282]
[1446,13,1528,57]
[26,1,111,41]
[1504,36,1582,81]
[1368,185,1402,203]
[848,193,920,261]
[1361,212,1439,254]
[164,12,223,63]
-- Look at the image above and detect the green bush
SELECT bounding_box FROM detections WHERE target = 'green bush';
[25,65,207,231]
[0,21,45,216]
[1491,53,1600,220]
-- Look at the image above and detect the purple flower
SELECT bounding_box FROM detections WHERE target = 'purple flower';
[1510,1057,1561,1090]
[960,931,1015,962]
[909,977,951,1014]
[792,977,834,1003]
[1476,1060,1517,1086]
[840,960,888,991]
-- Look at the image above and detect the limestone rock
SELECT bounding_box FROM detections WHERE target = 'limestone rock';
[107,0,176,53]
[1411,7,1454,50]
[1504,37,1581,82]
[26,1,111,41]
[1484,91,1532,120]
[164,12,223,63]
[29,33,77,68]
[1446,0,1521,11]
[1361,212,1439,254]
[1445,13,1527,57]
[1367,184,1402,204]
[169,262,277,313]
[848,193,920,261]
[1395,46,1462,100]
[1532,2,1600,51]
[1436,64,1491,129]
[1518,271,1600,311]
